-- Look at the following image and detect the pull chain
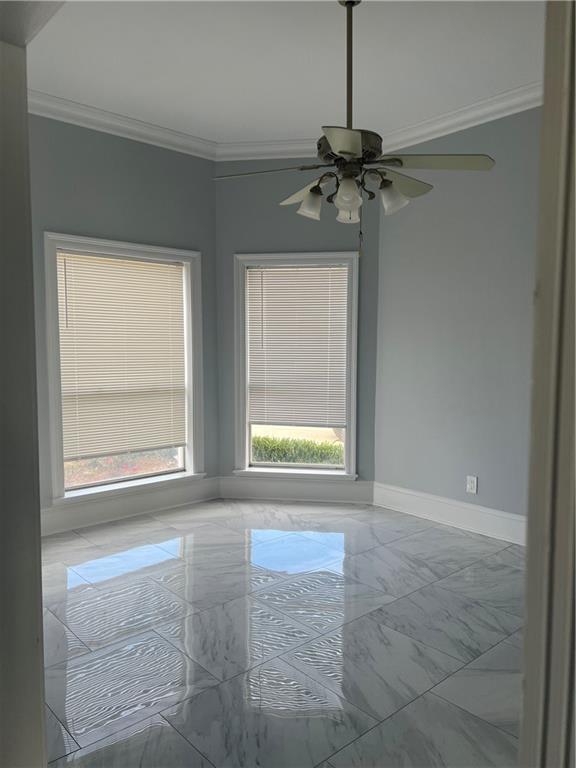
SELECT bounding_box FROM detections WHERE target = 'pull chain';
[358,198,364,256]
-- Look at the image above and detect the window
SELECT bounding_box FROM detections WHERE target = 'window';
[45,234,203,495]
[235,253,358,475]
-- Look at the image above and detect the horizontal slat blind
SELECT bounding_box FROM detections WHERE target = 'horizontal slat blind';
[57,252,186,460]
[246,264,349,427]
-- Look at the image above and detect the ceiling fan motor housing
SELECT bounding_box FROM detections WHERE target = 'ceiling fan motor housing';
[317,129,383,164]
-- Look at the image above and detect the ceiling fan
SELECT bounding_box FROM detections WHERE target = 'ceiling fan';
[215,0,495,223]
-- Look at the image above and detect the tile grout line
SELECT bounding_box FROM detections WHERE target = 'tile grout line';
[43,606,92,666]
[158,708,216,768]
[313,689,444,768]
[249,568,400,636]
[399,623,525,716]
[157,712,218,768]
[147,627,221,685]
[44,579,198,656]
[287,514,436,552]
[326,533,517,597]
[368,541,525,607]
[319,538,522,626]
[149,653,381,768]
[279,639,465,724]
[44,701,81,761]
[370,597,522,667]
[317,551,524,664]
[315,680,520,768]
[45,629,222,754]
[406,545,525,620]
[146,601,323,683]
[428,690,520,742]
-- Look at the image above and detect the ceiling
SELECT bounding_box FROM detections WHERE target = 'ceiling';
[27,1,545,160]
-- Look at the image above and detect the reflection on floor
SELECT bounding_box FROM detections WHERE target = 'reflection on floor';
[42,499,524,767]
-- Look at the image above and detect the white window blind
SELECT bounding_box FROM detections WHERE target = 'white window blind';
[246,264,350,428]
[57,252,187,461]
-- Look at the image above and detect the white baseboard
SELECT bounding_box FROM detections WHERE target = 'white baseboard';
[41,474,369,535]
[41,475,220,535]
[41,474,525,545]
[219,475,373,504]
[373,482,526,545]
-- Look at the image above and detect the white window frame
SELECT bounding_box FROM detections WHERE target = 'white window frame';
[233,251,358,479]
[44,232,205,501]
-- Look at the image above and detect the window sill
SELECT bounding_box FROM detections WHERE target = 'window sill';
[233,468,357,481]
[54,471,207,506]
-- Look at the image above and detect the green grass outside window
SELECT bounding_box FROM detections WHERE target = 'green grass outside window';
[251,435,344,465]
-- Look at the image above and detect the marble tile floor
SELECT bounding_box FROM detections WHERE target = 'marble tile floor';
[41,499,524,767]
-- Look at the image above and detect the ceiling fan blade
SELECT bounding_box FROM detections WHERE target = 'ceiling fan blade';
[279,176,334,206]
[370,168,433,198]
[322,126,363,158]
[215,163,333,181]
[376,154,495,171]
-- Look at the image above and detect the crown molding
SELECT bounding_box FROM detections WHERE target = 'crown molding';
[380,82,543,154]
[215,137,317,161]
[27,90,218,160]
[28,82,542,163]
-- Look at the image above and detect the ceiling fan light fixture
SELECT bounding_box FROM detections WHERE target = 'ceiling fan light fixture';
[296,185,323,220]
[379,179,410,216]
[334,177,363,212]
[336,208,360,224]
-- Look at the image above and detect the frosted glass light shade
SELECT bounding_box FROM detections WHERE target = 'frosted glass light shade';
[336,208,360,224]
[334,178,363,211]
[380,183,410,215]
[297,189,322,221]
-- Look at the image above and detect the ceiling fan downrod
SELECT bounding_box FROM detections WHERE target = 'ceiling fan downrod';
[339,0,361,129]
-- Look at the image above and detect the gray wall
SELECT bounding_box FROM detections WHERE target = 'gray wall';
[28,116,219,507]
[375,109,541,516]
[214,159,379,480]
[28,108,539,509]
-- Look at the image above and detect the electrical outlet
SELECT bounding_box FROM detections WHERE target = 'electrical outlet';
[466,475,478,494]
